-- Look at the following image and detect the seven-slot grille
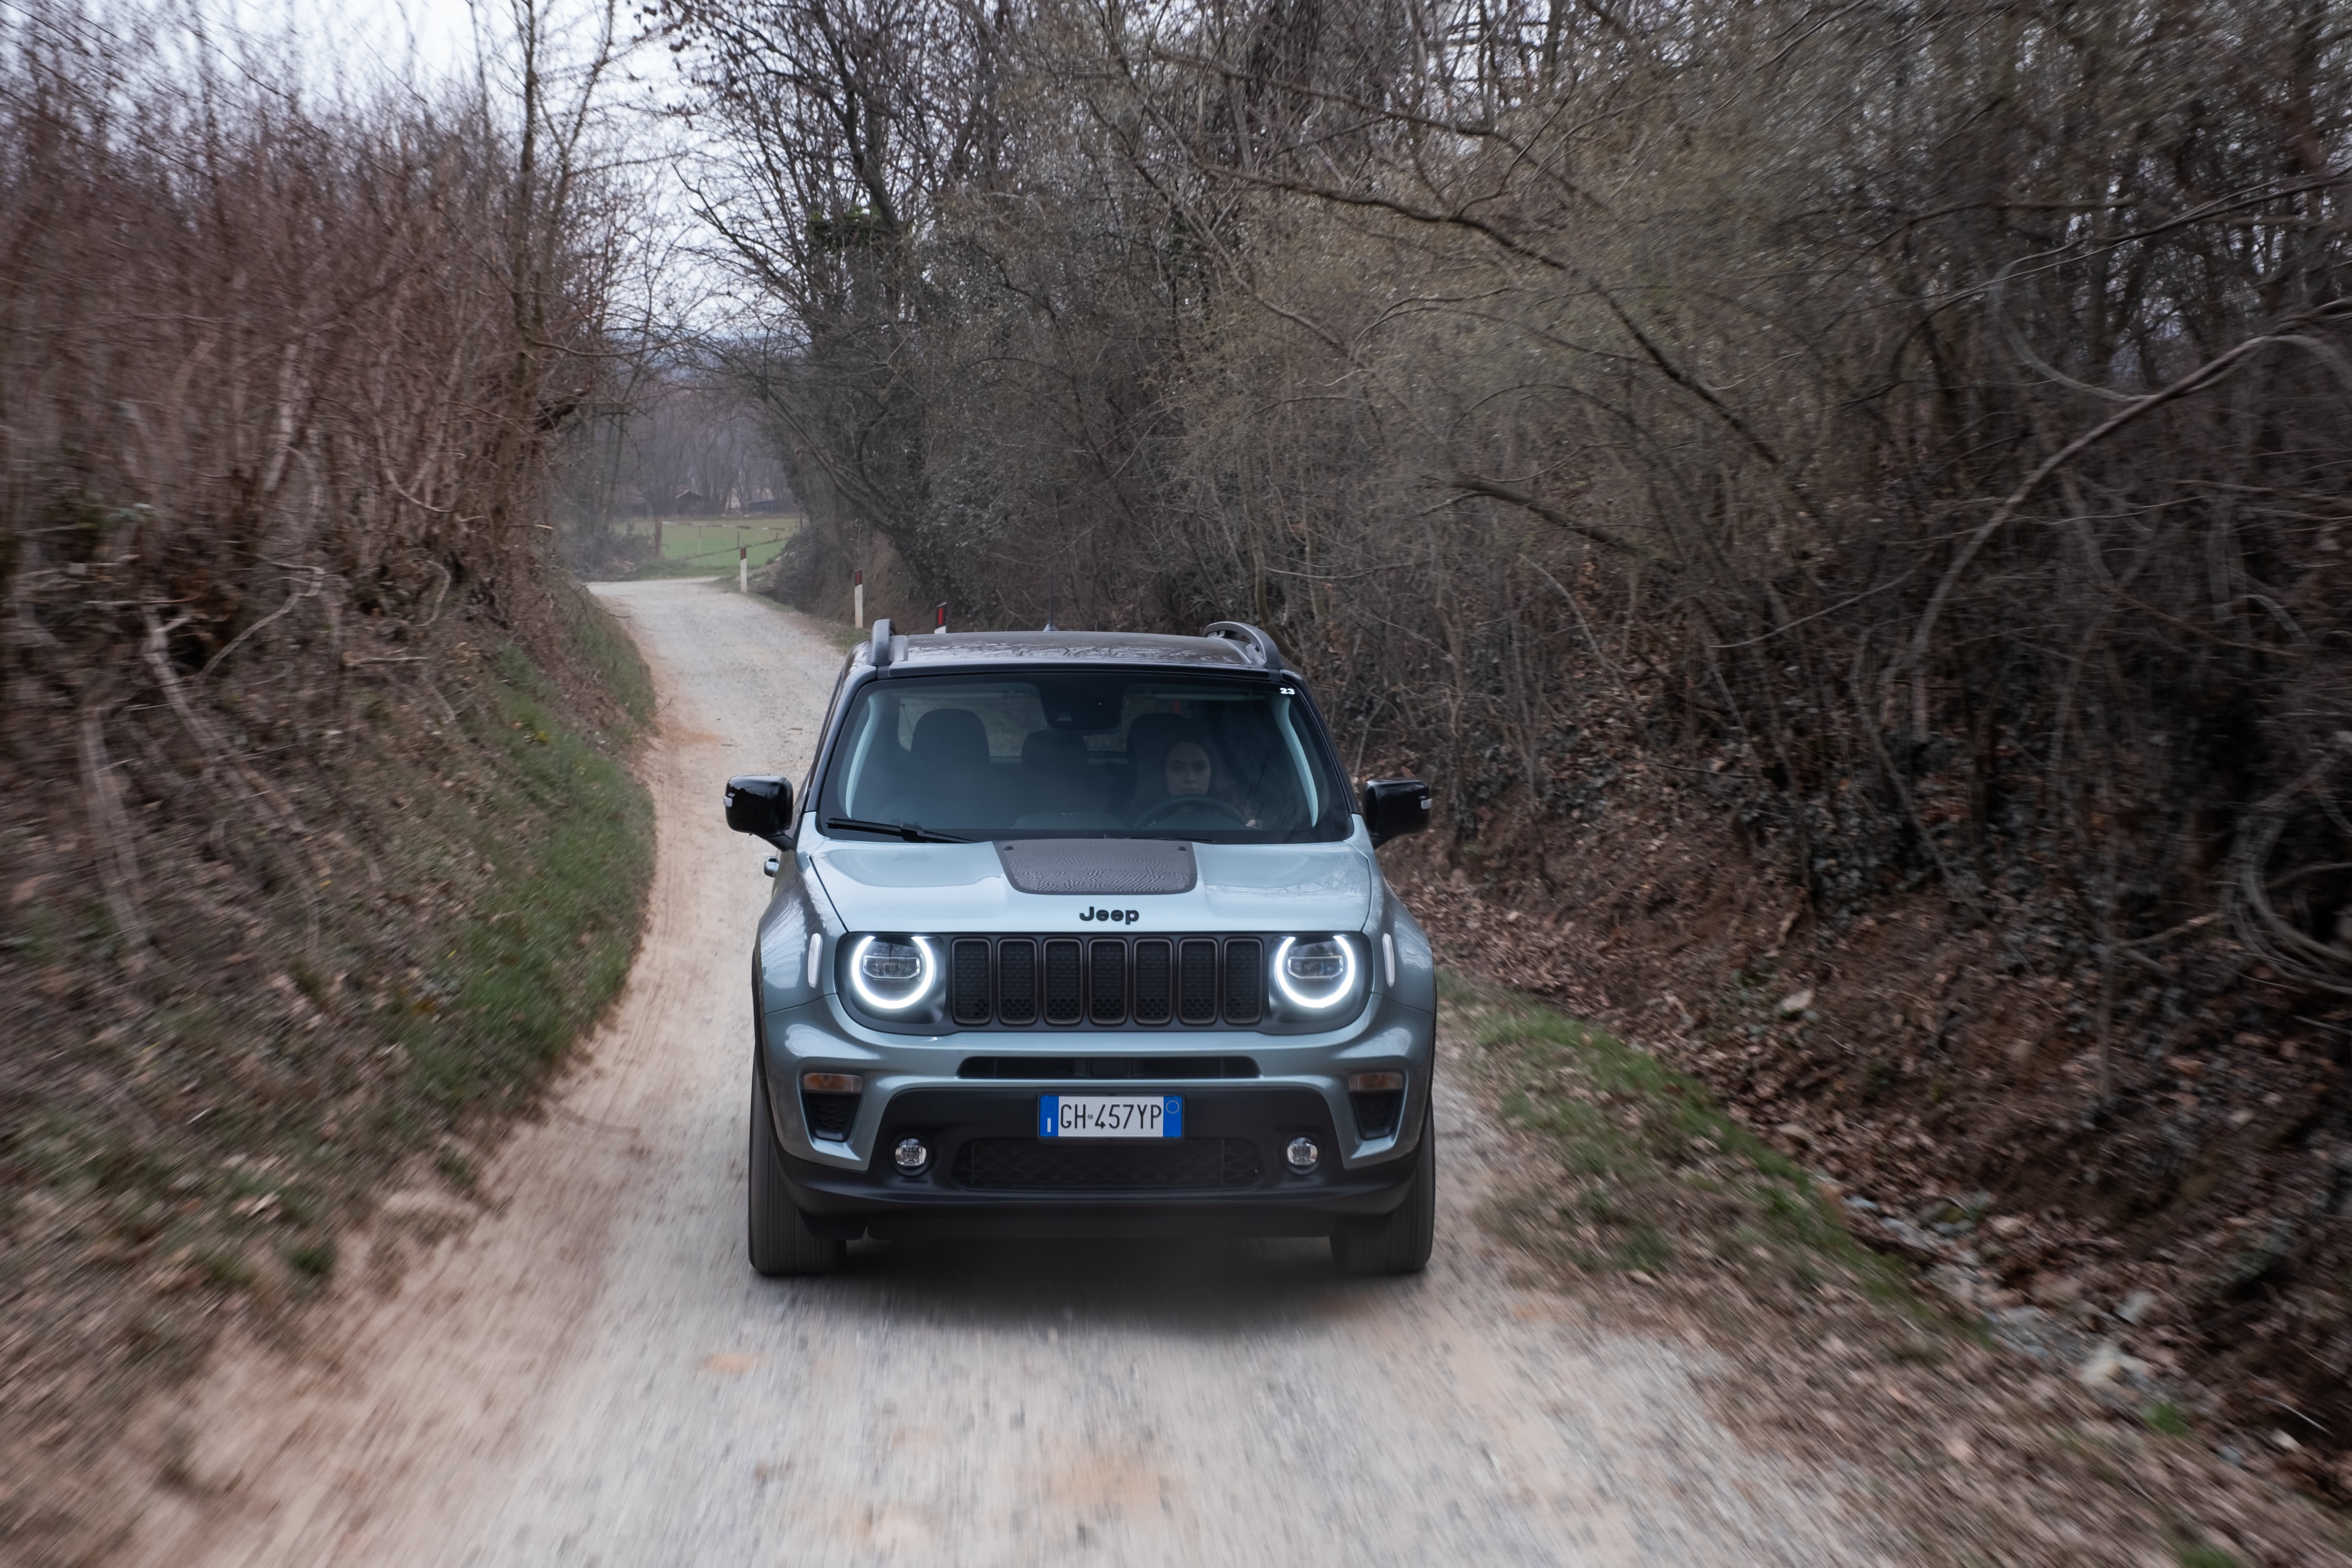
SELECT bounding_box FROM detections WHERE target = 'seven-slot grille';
[944,936,1264,1030]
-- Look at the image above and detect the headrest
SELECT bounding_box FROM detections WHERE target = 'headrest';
[909,707,988,765]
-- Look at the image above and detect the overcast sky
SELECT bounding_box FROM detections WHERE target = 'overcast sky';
[367,0,483,79]
[180,0,471,87]
[211,0,639,102]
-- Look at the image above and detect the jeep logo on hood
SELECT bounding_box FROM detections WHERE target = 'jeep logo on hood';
[1079,907,1141,923]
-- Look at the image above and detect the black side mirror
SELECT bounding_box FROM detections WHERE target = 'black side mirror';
[725,775,794,846]
[1362,778,1431,846]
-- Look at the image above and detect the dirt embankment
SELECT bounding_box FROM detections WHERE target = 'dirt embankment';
[1386,784,2352,1507]
[0,588,656,1564]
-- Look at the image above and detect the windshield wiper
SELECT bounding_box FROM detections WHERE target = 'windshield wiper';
[822,817,969,844]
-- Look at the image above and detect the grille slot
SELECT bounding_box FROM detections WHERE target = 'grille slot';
[1222,938,1264,1024]
[1132,939,1172,1024]
[1089,939,1127,1024]
[950,939,992,1026]
[997,940,1037,1023]
[952,1137,1263,1191]
[1042,940,1083,1024]
[1177,939,1218,1025]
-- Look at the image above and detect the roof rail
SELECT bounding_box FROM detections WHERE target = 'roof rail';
[1203,620,1282,669]
[870,617,895,667]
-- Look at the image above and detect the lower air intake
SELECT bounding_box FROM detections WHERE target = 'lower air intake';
[1349,1090,1404,1140]
[952,1137,1263,1191]
[803,1091,860,1140]
[956,1055,1258,1080]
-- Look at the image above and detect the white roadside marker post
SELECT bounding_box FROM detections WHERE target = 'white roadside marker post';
[738,540,748,593]
[853,569,864,630]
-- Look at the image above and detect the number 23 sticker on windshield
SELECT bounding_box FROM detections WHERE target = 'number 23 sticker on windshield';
[1039,1095,1183,1139]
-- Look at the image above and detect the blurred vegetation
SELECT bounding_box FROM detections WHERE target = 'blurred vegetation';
[0,1,657,1554]
[393,641,653,1123]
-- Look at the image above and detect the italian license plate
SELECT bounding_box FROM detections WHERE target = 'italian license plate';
[1038,1095,1183,1139]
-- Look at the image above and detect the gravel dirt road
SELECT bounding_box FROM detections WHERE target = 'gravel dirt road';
[112,580,1891,1567]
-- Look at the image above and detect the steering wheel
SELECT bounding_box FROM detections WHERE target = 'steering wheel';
[1132,794,1247,830]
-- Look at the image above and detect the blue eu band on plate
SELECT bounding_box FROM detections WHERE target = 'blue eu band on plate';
[1038,1095,1184,1139]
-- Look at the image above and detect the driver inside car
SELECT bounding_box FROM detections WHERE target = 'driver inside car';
[1136,725,1258,827]
[1163,738,1214,798]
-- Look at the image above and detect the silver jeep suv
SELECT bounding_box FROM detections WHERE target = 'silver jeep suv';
[724,619,1435,1275]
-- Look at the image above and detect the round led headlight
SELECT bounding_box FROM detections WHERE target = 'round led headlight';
[848,934,939,1013]
[1272,935,1360,1013]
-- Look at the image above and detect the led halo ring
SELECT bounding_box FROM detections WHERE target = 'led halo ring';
[1271,934,1360,1012]
[847,934,939,1013]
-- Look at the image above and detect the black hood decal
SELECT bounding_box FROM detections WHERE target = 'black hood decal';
[995,838,1198,896]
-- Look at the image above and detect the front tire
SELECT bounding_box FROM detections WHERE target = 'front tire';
[1331,1102,1436,1275]
[748,1055,845,1276]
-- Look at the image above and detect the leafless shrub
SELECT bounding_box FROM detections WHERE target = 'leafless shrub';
[0,0,630,816]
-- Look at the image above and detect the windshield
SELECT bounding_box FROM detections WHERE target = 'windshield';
[815,671,1353,843]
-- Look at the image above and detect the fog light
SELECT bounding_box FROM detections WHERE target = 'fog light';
[1347,1071,1404,1093]
[893,1137,931,1174]
[1284,1136,1321,1173]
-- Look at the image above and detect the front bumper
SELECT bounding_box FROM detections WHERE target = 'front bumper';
[756,983,1435,1240]
[775,1084,1423,1240]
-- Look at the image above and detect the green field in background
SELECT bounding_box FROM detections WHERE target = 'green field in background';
[620,517,800,576]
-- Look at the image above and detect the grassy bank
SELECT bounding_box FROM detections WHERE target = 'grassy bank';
[0,588,656,1559]
[390,641,653,1127]
[1447,974,2352,1566]
[1447,974,1909,1312]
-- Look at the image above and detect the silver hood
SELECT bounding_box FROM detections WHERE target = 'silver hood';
[806,836,1376,935]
